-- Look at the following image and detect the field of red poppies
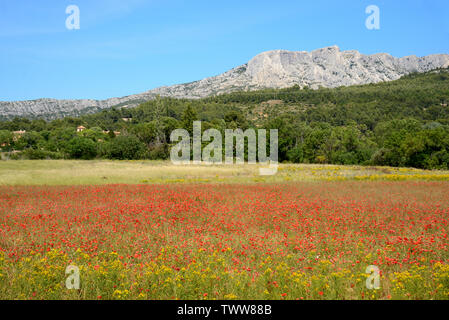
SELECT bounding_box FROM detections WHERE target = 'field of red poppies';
[0,181,448,300]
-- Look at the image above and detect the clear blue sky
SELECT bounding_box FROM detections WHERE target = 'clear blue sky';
[1,0,448,101]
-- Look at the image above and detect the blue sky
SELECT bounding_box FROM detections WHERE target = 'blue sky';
[1,0,448,101]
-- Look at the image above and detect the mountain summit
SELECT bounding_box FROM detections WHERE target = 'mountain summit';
[1,46,449,120]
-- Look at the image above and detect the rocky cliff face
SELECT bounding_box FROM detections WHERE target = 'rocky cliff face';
[1,46,448,120]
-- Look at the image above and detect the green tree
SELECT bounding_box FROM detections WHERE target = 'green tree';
[0,130,13,151]
[66,136,97,160]
[181,105,197,134]
[131,121,161,146]
[107,135,146,160]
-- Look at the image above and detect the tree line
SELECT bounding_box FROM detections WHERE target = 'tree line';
[1,69,449,169]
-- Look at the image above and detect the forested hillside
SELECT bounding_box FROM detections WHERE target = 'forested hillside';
[1,68,449,169]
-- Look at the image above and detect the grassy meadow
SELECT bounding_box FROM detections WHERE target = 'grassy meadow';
[1,160,449,185]
[0,160,448,300]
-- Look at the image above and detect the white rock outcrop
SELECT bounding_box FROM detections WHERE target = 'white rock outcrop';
[1,46,448,119]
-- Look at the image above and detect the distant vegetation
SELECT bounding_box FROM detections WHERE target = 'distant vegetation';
[1,69,449,169]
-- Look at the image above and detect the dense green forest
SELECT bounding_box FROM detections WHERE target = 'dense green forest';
[1,68,449,169]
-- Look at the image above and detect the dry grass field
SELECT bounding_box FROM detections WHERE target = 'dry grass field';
[0,160,449,185]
